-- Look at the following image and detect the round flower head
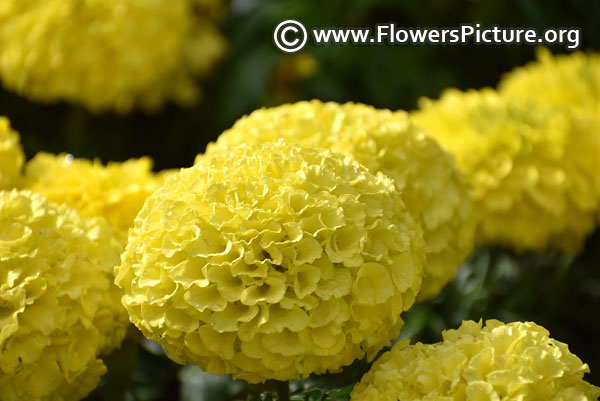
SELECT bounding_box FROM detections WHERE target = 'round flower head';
[201,100,474,301]
[0,117,24,190]
[499,49,600,222]
[351,320,600,401]
[25,153,166,244]
[499,48,600,118]
[412,89,600,253]
[117,142,426,382]
[0,0,226,113]
[0,190,129,401]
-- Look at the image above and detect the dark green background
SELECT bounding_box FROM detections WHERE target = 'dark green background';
[2,0,599,399]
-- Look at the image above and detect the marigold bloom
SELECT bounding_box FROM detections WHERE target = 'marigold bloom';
[499,49,600,222]
[0,0,226,113]
[412,89,600,253]
[200,100,474,301]
[116,142,426,382]
[0,190,128,401]
[0,117,24,190]
[499,48,600,118]
[25,153,166,244]
[351,320,600,401]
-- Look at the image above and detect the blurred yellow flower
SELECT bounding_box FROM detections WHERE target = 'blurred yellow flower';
[269,53,320,102]
[0,0,226,113]
[0,190,128,401]
[351,319,600,401]
[412,89,600,253]
[116,142,426,382]
[499,49,600,223]
[200,100,474,301]
[0,117,24,190]
[499,48,600,119]
[25,153,166,244]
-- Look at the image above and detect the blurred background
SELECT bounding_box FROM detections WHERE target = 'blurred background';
[2,0,599,399]
[5,0,600,170]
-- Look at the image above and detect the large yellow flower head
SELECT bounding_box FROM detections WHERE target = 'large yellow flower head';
[0,0,226,113]
[499,48,600,118]
[24,153,166,244]
[499,49,600,222]
[116,142,426,383]
[201,100,475,301]
[0,117,24,190]
[0,190,129,401]
[412,89,600,253]
[351,320,600,401]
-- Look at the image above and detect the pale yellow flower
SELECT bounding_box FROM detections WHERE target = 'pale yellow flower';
[499,48,600,119]
[0,117,24,190]
[200,100,475,301]
[351,319,600,401]
[117,142,426,382]
[499,49,600,222]
[412,89,600,253]
[0,0,226,113]
[0,190,128,401]
[25,153,166,244]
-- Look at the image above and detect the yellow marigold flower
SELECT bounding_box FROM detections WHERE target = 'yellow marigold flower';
[24,153,165,244]
[116,142,426,383]
[0,117,24,190]
[499,48,600,119]
[351,319,600,401]
[155,168,181,187]
[412,89,600,253]
[0,0,226,113]
[0,190,128,401]
[199,100,475,301]
[499,49,600,222]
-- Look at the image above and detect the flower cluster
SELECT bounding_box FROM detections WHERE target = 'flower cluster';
[0,117,24,190]
[351,320,600,401]
[499,48,600,118]
[116,142,426,383]
[202,100,475,301]
[24,152,170,244]
[412,89,600,253]
[0,0,226,113]
[0,190,129,401]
